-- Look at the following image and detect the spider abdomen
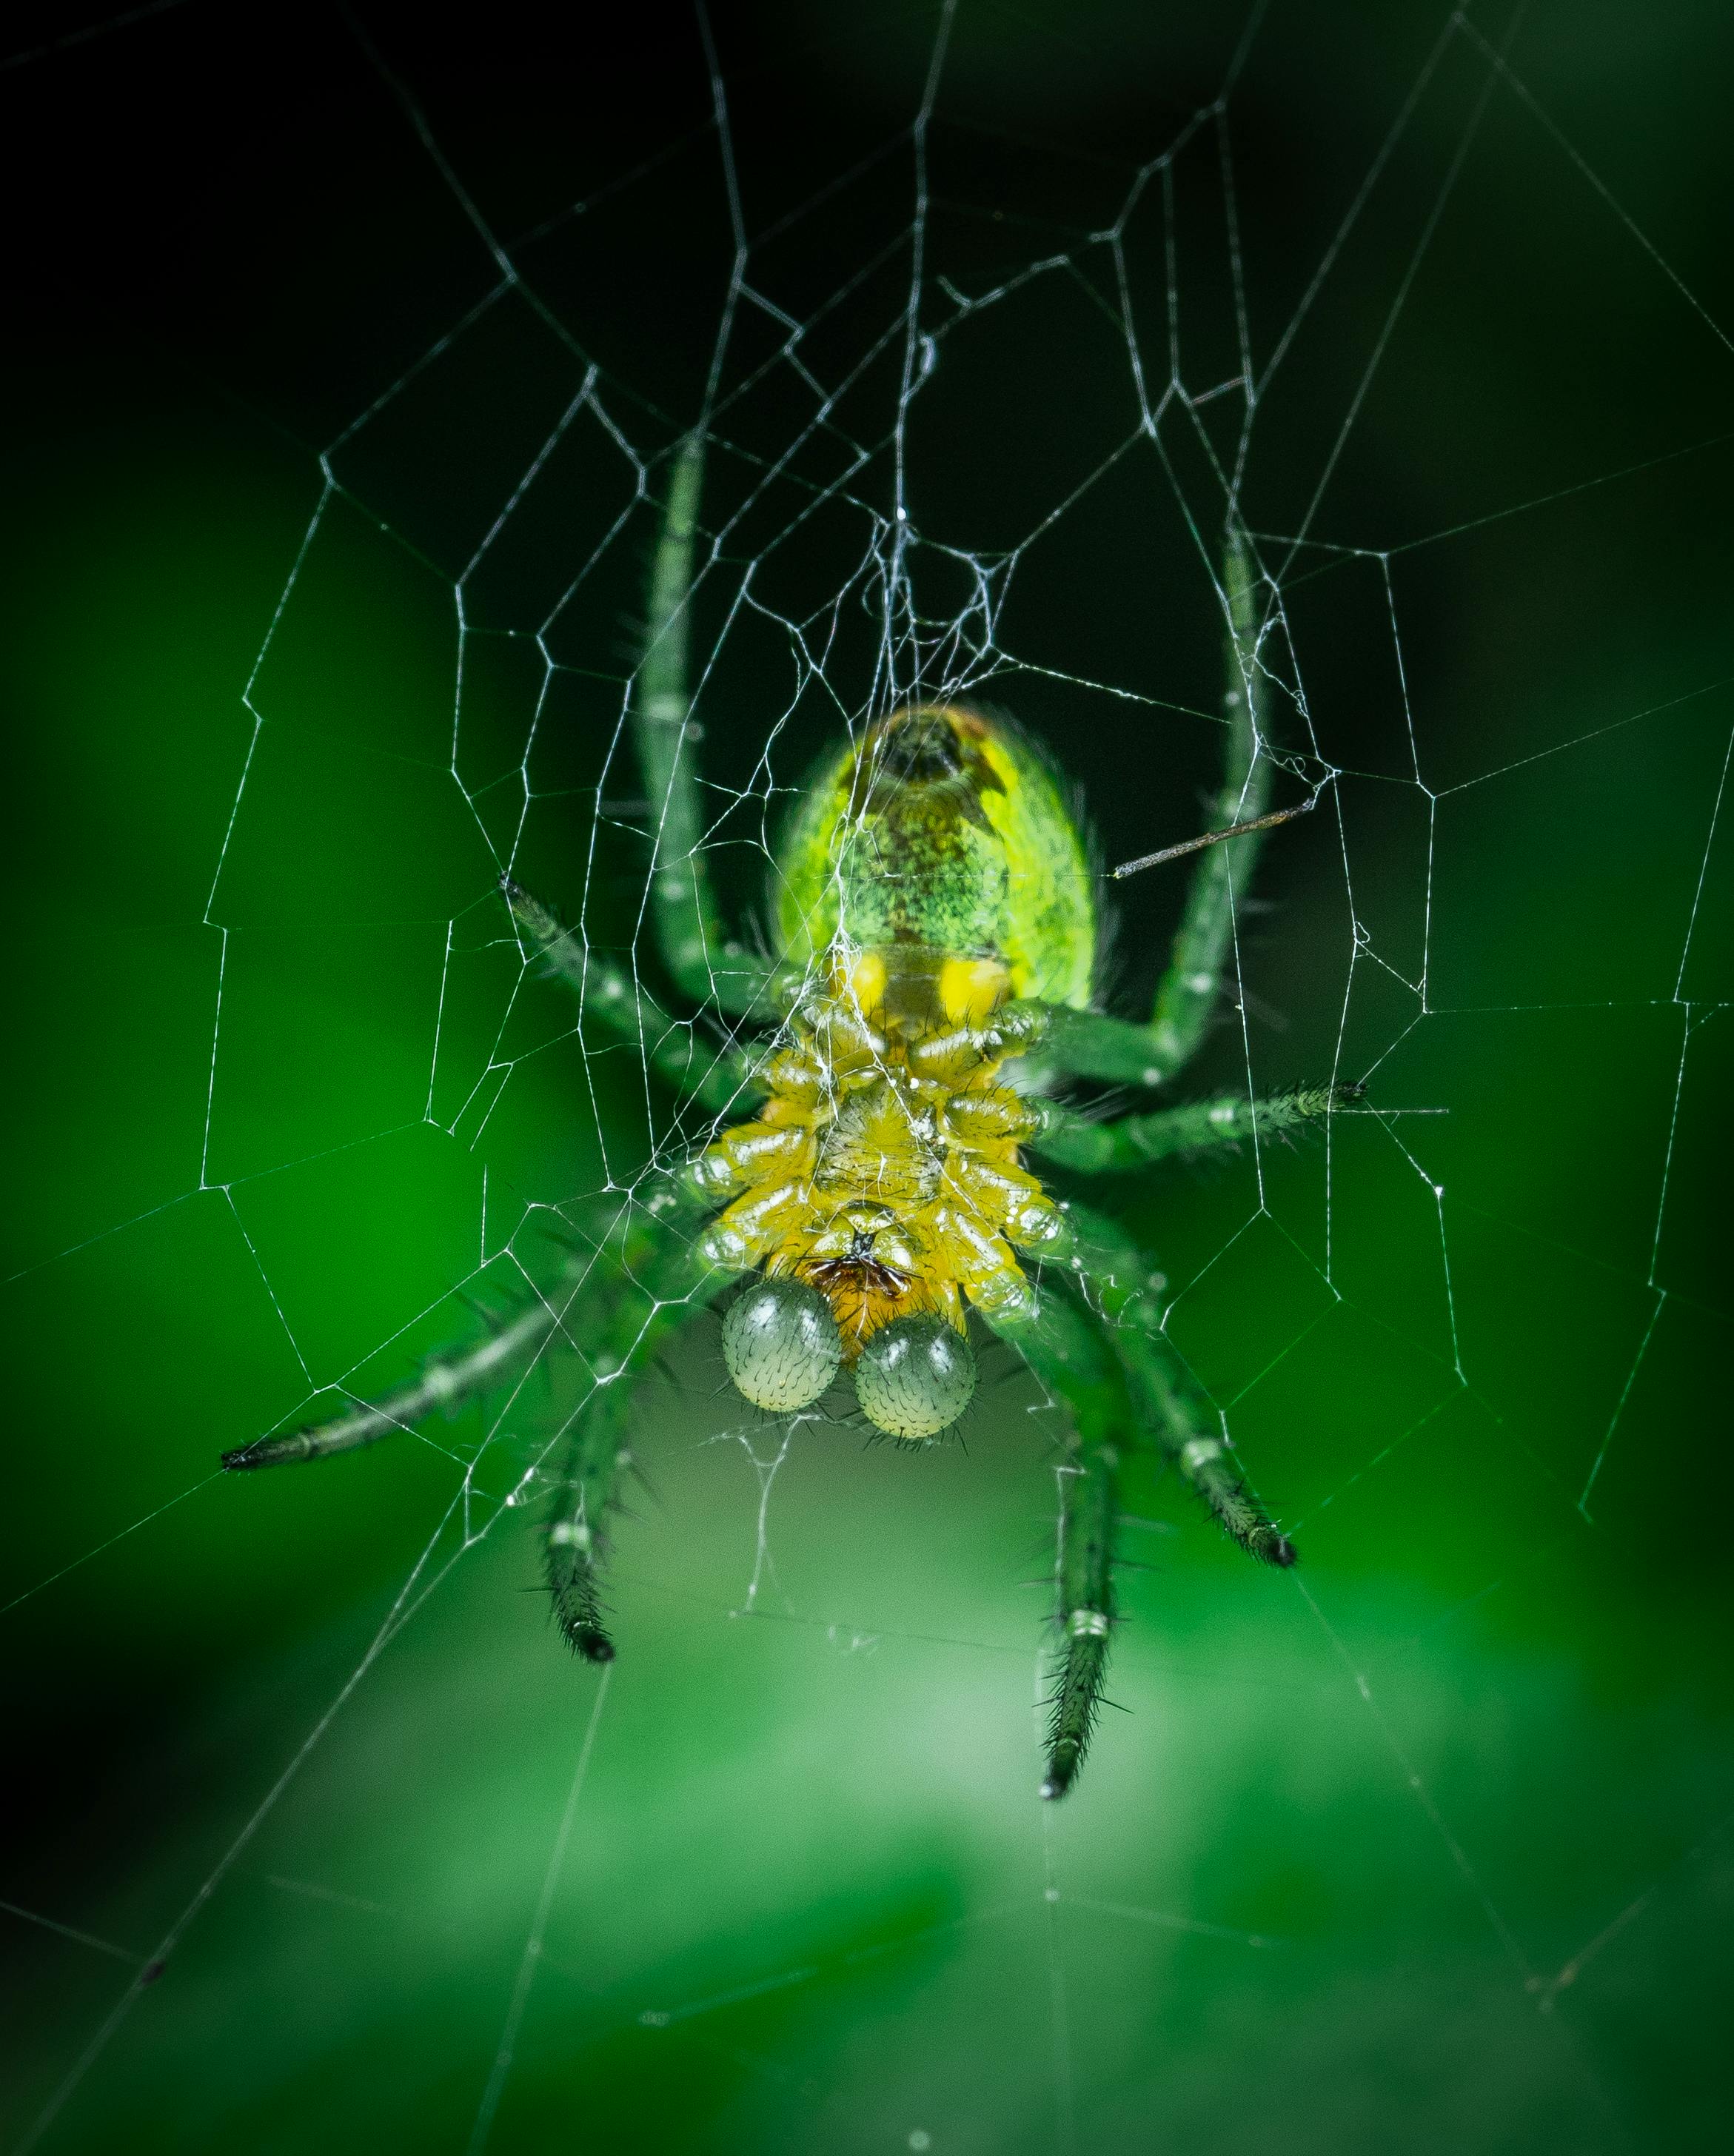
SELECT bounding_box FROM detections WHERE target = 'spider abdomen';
[774,703,1097,1011]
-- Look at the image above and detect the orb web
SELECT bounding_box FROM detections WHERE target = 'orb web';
[4,4,1732,2152]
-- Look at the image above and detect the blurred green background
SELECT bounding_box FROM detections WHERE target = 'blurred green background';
[3,3,1731,2152]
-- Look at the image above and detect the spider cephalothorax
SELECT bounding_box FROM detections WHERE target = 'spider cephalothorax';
[224,435,1334,1798]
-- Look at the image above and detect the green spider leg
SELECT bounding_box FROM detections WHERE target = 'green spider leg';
[1145,526,1276,1068]
[631,435,783,1021]
[1031,1082,1359,1174]
[502,877,759,1119]
[980,1282,1133,1800]
[538,1192,736,1659]
[504,435,791,1115]
[224,1193,734,1656]
[1024,526,1298,1089]
[1048,1200,1297,1567]
[221,1293,564,1470]
[982,1188,1298,1798]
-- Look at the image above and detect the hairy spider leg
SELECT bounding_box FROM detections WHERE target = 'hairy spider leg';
[500,437,805,1121]
[632,434,783,1020]
[980,1282,1132,1800]
[539,1191,734,1661]
[222,1296,565,1471]
[1023,528,1293,1089]
[1051,1201,1298,1567]
[1148,527,1275,1064]
[1031,1082,1359,1175]
[224,1188,726,1553]
[502,877,760,1119]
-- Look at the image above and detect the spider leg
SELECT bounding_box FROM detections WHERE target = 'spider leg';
[980,1282,1132,1800]
[223,1193,729,1486]
[1045,1201,1297,1567]
[221,1296,565,1470]
[633,435,783,1020]
[1143,526,1274,1073]
[1011,529,1291,1090]
[1031,1083,1360,1174]
[538,1194,732,1660]
[498,438,794,1106]
[502,876,760,1118]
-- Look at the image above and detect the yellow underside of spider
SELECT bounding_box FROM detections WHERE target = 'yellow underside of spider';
[692,944,1065,1354]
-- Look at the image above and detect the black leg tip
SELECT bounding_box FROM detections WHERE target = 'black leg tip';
[569,1628,615,1664]
[221,1442,269,1472]
[1251,1527,1298,1567]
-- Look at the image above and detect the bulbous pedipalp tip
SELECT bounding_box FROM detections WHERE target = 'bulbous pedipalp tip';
[723,1276,843,1413]
[853,1314,976,1441]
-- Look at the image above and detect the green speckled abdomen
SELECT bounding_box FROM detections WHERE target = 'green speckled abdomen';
[774,704,1097,1009]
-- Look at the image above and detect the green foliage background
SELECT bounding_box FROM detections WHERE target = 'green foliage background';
[3,4,1731,2152]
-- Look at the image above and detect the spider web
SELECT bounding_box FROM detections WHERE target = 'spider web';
[4,4,1733,2152]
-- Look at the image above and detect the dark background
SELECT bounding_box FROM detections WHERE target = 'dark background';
[3,3,1732,2152]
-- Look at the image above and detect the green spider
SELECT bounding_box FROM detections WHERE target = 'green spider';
[224,438,1344,1799]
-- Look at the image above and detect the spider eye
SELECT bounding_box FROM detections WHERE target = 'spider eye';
[853,1315,976,1440]
[722,1277,843,1413]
